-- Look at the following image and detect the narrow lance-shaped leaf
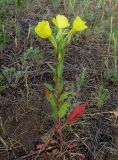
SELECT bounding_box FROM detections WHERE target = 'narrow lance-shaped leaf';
[59,102,70,118]
[66,102,88,124]
[48,64,56,75]
[60,92,77,101]
[45,88,57,120]
[45,83,54,92]
[48,63,57,82]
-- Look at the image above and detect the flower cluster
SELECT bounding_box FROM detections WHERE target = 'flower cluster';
[35,15,88,39]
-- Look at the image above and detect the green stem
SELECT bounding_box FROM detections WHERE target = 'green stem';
[55,50,64,145]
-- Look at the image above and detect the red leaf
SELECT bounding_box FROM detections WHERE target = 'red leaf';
[66,102,87,124]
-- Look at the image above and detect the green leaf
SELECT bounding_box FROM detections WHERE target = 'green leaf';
[60,92,77,101]
[59,102,70,118]
[45,83,54,91]
[0,85,5,93]
[46,91,57,120]
[113,29,118,40]
[16,0,22,7]
[28,47,40,63]
[48,64,56,75]
[48,63,57,82]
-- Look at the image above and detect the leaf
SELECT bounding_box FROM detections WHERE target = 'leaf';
[66,102,87,124]
[60,92,77,101]
[45,89,57,120]
[16,0,22,7]
[59,102,70,118]
[28,47,40,63]
[45,83,54,91]
[48,64,56,75]
[0,86,5,93]
[49,95,57,118]
[48,63,57,82]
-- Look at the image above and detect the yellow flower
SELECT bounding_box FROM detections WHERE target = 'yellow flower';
[52,15,69,29]
[35,20,52,38]
[72,16,88,32]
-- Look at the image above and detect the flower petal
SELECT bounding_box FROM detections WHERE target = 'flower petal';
[35,20,52,38]
[72,16,88,32]
[52,15,70,29]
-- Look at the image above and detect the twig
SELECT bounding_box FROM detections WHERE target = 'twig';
[84,111,115,116]
[15,145,58,160]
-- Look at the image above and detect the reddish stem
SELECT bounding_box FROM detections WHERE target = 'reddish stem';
[57,117,62,145]
[58,127,62,145]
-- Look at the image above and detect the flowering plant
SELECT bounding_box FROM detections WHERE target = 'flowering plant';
[35,15,88,145]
